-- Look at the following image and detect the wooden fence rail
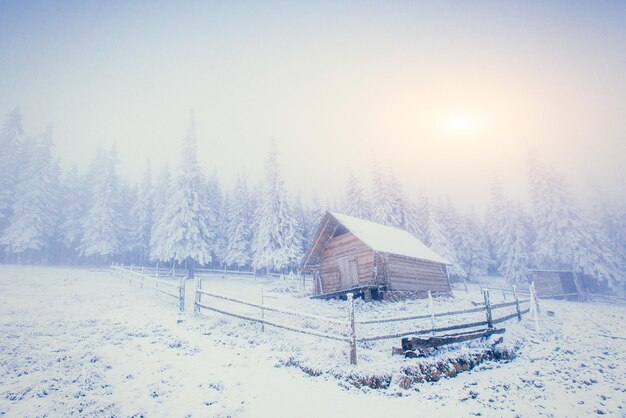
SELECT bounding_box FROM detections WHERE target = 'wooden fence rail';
[111,265,539,365]
[111,264,185,312]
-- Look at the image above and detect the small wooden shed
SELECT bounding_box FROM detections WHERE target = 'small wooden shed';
[531,269,583,298]
[302,212,452,300]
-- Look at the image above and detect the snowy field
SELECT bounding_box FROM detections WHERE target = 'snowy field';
[1,266,625,417]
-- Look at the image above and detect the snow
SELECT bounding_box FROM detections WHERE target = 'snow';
[1,265,625,417]
[330,212,451,265]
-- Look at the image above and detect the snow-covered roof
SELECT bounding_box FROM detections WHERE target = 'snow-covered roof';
[329,212,451,265]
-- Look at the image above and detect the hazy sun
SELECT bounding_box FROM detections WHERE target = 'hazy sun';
[445,115,474,132]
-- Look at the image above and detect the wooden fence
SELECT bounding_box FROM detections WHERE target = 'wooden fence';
[111,264,186,312]
[110,265,539,365]
[192,275,539,365]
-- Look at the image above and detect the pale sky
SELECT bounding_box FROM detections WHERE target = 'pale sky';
[1,1,625,211]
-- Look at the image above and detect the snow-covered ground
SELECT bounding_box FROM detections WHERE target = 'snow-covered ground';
[1,266,624,417]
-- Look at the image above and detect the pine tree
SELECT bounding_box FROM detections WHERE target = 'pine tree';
[59,164,88,263]
[204,172,222,267]
[306,193,324,243]
[80,146,123,263]
[414,194,431,244]
[224,174,253,269]
[528,157,582,268]
[497,200,533,285]
[0,109,24,237]
[252,141,302,272]
[149,165,173,263]
[485,181,508,273]
[457,209,490,281]
[344,171,371,220]
[370,162,394,225]
[129,163,153,265]
[427,204,466,278]
[152,114,213,277]
[1,128,60,261]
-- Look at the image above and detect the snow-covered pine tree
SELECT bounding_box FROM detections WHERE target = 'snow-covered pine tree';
[497,199,532,285]
[80,146,124,264]
[252,141,302,273]
[457,209,490,281]
[149,165,173,263]
[593,197,626,276]
[215,192,231,267]
[293,194,311,258]
[414,194,431,243]
[427,204,466,279]
[152,114,213,277]
[440,198,464,251]
[59,164,88,263]
[0,109,24,239]
[370,161,394,225]
[528,156,582,268]
[204,172,222,267]
[344,171,371,220]
[485,181,508,273]
[224,173,253,269]
[0,128,60,262]
[386,169,420,236]
[129,163,153,265]
[305,193,324,243]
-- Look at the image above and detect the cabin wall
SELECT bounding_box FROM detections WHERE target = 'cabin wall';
[385,254,451,293]
[532,271,565,296]
[317,232,374,294]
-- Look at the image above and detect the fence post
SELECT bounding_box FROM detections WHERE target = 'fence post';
[483,289,493,328]
[347,293,357,365]
[512,285,522,321]
[529,283,540,331]
[141,266,144,289]
[428,290,436,331]
[194,277,201,315]
[261,286,265,332]
[530,281,541,314]
[178,276,185,313]
[502,287,507,301]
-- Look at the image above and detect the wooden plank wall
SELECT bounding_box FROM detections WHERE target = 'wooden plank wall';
[533,271,565,296]
[318,232,374,293]
[385,254,451,292]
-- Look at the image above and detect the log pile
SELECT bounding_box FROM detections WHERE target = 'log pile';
[397,327,506,358]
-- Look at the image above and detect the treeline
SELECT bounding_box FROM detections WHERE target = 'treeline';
[0,109,624,292]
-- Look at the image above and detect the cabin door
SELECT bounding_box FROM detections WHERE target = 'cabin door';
[338,256,359,289]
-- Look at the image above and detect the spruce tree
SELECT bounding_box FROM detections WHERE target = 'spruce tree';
[149,165,173,263]
[1,129,60,261]
[497,200,533,285]
[0,109,24,237]
[344,171,371,220]
[427,204,466,279]
[80,147,123,264]
[224,174,253,269]
[130,163,153,265]
[153,114,213,277]
[252,141,301,272]
[59,164,88,263]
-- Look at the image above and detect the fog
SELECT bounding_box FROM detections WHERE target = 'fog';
[1,1,625,209]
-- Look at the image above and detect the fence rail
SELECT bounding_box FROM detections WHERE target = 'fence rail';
[192,277,539,365]
[111,265,540,365]
[111,265,185,310]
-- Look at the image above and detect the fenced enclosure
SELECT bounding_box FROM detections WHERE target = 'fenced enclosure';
[110,265,542,365]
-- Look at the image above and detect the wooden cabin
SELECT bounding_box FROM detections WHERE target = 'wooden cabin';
[531,269,583,298]
[302,212,452,300]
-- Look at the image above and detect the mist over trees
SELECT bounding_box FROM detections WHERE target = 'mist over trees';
[0,109,624,292]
